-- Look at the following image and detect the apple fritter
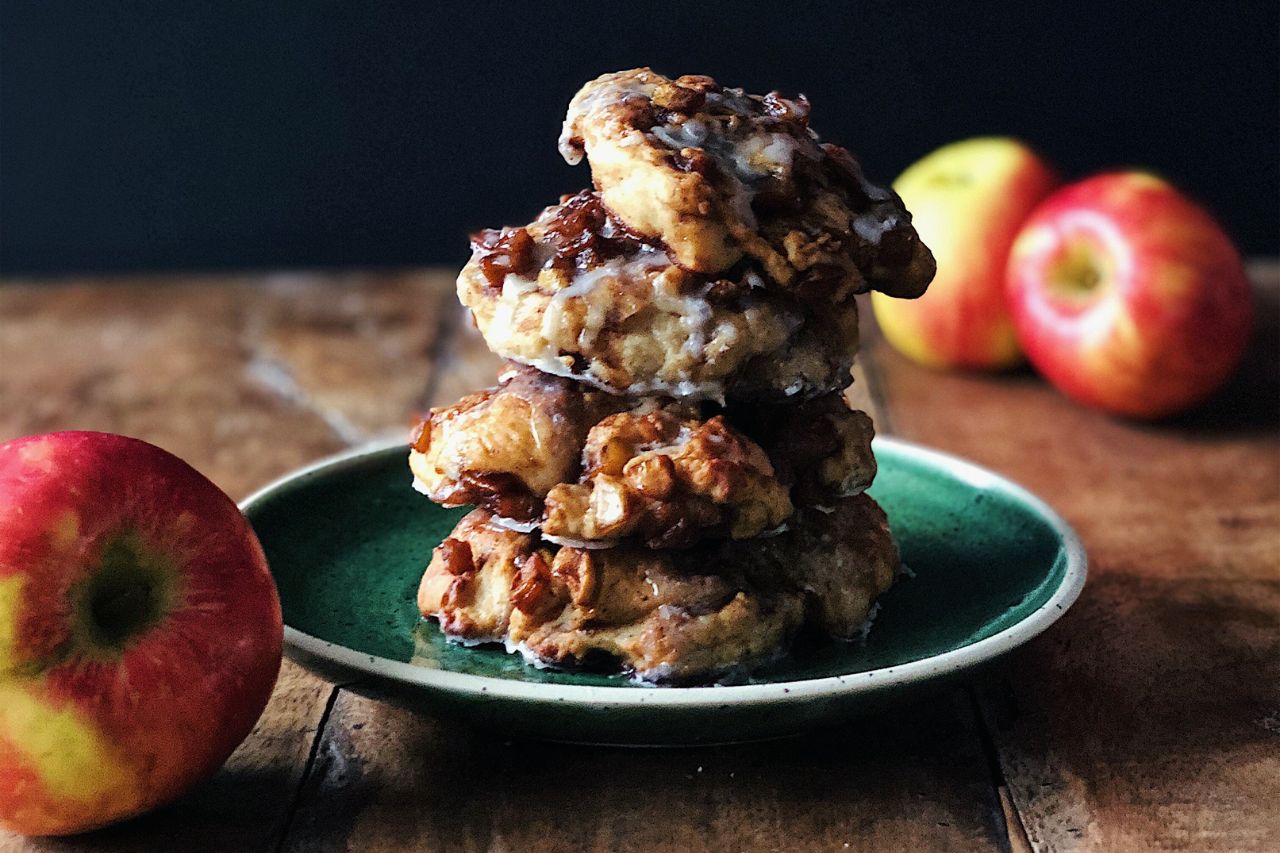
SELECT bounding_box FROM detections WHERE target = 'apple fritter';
[417,494,900,683]
[559,68,935,299]
[458,191,860,401]
[411,367,876,547]
[411,366,792,548]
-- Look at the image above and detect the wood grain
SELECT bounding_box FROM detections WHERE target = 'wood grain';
[279,688,1007,853]
[867,262,1280,851]
[1,263,1275,851]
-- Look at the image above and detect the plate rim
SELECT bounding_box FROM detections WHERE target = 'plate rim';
[241,435,1087,708]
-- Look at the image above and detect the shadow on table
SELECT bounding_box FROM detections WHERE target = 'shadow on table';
[973,571,1279,846]
[277,687,1009,852]
[6,763,298,853]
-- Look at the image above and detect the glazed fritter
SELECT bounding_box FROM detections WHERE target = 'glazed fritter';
[418,494,899,683]
[410,365,875,548]
[559,68,935,298]
[459,191,860,400]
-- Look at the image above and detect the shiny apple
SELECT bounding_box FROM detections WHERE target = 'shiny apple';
[1006,172,1253,418]
[0,431,282,836]
[872,137,1060,369]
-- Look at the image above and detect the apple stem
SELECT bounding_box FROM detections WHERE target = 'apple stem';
[1048,240,1108,302]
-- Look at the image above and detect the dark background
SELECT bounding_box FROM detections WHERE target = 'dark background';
[2,2,1276,276]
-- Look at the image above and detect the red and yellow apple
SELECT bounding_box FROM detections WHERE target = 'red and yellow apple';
[1006,172,1253,418]
[0,431,282,836]
[872,137,1060,369]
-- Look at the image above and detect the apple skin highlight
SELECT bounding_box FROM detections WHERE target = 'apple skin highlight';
[0,431,282,836]
[872,137,1061,370]
[1007,172,1253,419]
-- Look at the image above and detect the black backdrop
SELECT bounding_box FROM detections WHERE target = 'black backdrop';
[2,2,1276,276]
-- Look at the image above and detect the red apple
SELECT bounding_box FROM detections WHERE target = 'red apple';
[872,137,1061,369]
[0,432,282,836]
[1006,172,1253,418]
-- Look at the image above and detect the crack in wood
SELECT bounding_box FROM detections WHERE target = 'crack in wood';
[270,287,464,852]
[858,322,1022,852]
[245,355,368,447]
[969,685,1034,853]
[272,683,346,853]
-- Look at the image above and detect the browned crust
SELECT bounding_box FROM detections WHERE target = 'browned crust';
[559,68,935,299]
[457,191,862,401]
[411,368,873,547]
[417,494,899,683]
[540,408,792,548]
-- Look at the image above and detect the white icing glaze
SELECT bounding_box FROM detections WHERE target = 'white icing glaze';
[540,532,622,550]
[493,255,802,401]
[486,515,540,535]
[652,119,710,151]
[855,601,881,642]
[440,630,505,648]
[852,209,900,245]
[503,638,558,669]
[481,515,627,549]
[563,72,826,233]
[539,250,671,354]
[729,132,809,179]
[559,71,652,163]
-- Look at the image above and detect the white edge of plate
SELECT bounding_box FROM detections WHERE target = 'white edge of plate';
[240,435,1087,709]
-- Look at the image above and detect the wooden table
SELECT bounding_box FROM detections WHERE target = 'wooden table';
[1,263,1276,852]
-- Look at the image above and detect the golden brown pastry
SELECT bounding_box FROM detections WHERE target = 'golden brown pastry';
[410,367,876,548]
[409,365,623,521]
[540,405,792,548]
[458,191,860,400]
[411,366,794,549]
[418,495,899,683]
[559,68,935,299]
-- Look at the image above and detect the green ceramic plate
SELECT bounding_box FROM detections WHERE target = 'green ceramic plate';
[242,437,1085,745]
